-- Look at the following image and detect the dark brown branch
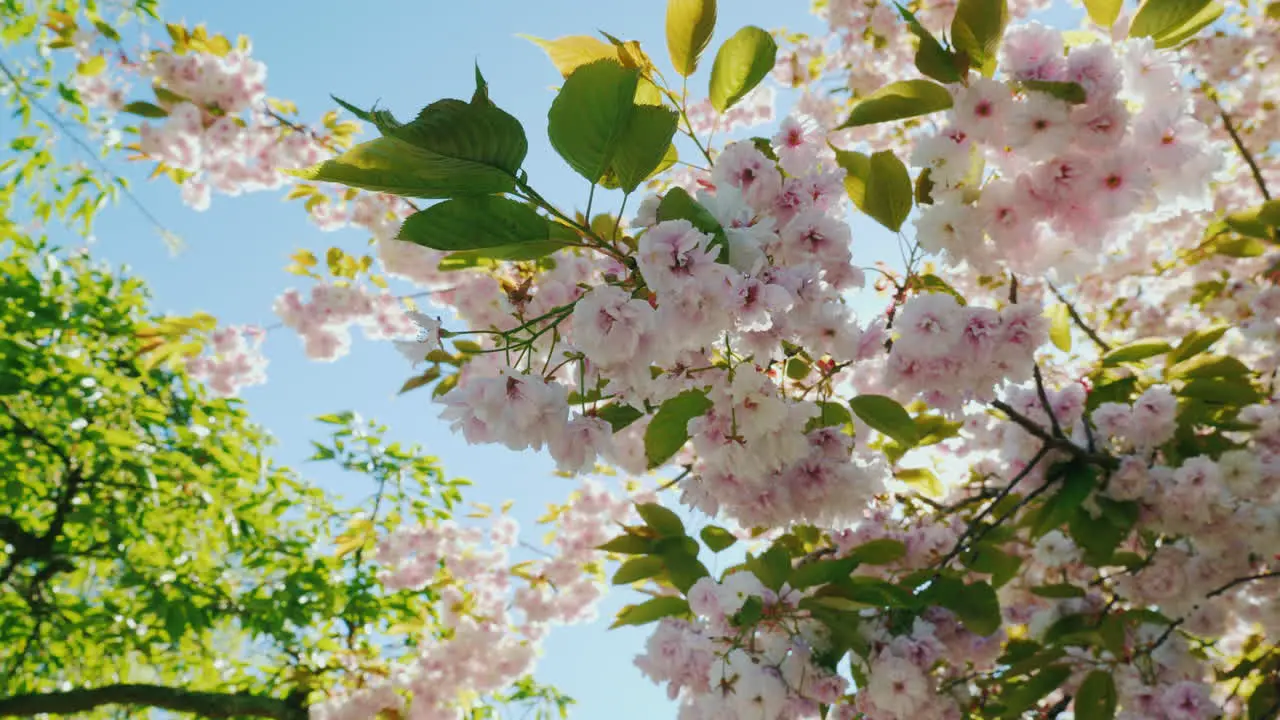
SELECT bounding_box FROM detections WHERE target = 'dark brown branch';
[1032,365,1063,438]
[0,684,307,719]
[933,444,1051,575]
[1206,570,1280,599]
[1209,94,1271,202]
[990,401,1118,470]
[1047,283,1112,353]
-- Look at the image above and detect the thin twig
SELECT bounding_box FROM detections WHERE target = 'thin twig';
[1047,283,1112,353]
[1209,94,1271,201]
[0,58,174,242]
[1033,365,1063,439]
[1206,570,1280,599]
[991,400,1118,470]
[933,445,1051,575]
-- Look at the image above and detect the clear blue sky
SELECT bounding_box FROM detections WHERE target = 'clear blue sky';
[71,1,833,717]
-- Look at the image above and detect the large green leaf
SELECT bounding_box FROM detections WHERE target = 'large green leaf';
[637,502,686,537]
[838,79,953,128]
[1084,0,1123,27]
[645,390,713,468]
[950,0,1008,76]
[609,105,679,193]
[612,596,690,628]
[926,576,1002,636]
[612,556,667,584]
[897,4,964,83]
[1100,338,1172,366]
[398,196,555,254]
[835,149,914,233]
[666,0,717,77]
[1075,671,1118,720]
[289,136,516,198]
[657,186,729,260]
[548,59,640,183]
[849,394,919,447]
[708,26,777,112]
[1130,0,1223,48]
[392,97,528,176]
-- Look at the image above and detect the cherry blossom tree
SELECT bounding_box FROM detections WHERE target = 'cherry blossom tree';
[4,0,1280,717]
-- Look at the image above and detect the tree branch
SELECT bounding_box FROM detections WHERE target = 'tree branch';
[1209,94,1271,202]
[990,400,1117,470]
[0,684,307,720]
[1047,283,1111,353]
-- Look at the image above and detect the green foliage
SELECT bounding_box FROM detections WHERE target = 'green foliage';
[644,389,713,468]
[849,394,920,447]
[1100,338,1173,366]
[838,79,953,128]
[1076,671,1119,720]
[836,149,914,232]
[707,25,777,112]
[699,525,737,552]
[397,196,566,258]
[607,105,680,192]
[666,0,717,77]
[897,4,965,83]
[1021,79,1089,103]
[548,59,642,184]
[950,0,1008,76]
[1129,0,1224,48]
[291,135,516,198]
[1084,0,1124,27]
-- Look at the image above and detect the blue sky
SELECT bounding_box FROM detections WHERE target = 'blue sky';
[62,1,832,717]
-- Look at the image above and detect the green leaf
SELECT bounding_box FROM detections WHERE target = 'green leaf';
[656,187,730,261]
[896,467,943,497]
[700,525,737,552]
[805,401,853,432]
[732,595,764,626]
[835,149,913,232]
[611,596,690,627]
[950,0,1008,76]
[1130,0,1222,48]
[661,548,711,593]
[609,104,679,192]
[645,389,713,468]
[1178,377,1262,406]
[391,97,528,176]
[838,79,953,128]
[790,556,859,590]
[9,136,36,151]
[849,394,919,447]
[1075,671,1118,720]
[288,136,515,198]
[1248,680,1280,720]
[666,0,717,77]
[1084,0,1123,27]
[847,538,907,565]
[637,502,686,537]
[1169,324,1229,364]
[1032,464,1096,539]
[927,577,1002,636]
[963,544,1023,587]
[1048,304,1072,352]
[121,101,169,118]
[598,534,655,554]
[597,403,644,432]
[1030,583,1086,599]
[1167,354,1251,379]
[1000,664,1072,716]
[398,196,561,259]
[1021,79,1088,104]
[548,59,640,183]
[1223,200,1280,239]
[750,545,793,592]
[612,556,666,584]
[1151,1,1224,48]
[896,3,964,83]
[707,26,777,112]
[1100,338,1172,366]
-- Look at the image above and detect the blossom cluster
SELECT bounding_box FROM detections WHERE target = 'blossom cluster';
[184,324,269,396]
[913,27,1220,278]
[311,481,637,720]
[636,571,848,719]
[272,282,424,363]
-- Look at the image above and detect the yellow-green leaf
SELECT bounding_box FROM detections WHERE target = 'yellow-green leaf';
[1048,304,1072,352]
[838,79,953,128]
[708,26,777,112]
[1084,0,1123,27]
[666,0,717,77]
[77,56,107,76]
[524,34,617,77]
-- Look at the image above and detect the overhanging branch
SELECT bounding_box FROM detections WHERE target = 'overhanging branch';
[0,684,307,720]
